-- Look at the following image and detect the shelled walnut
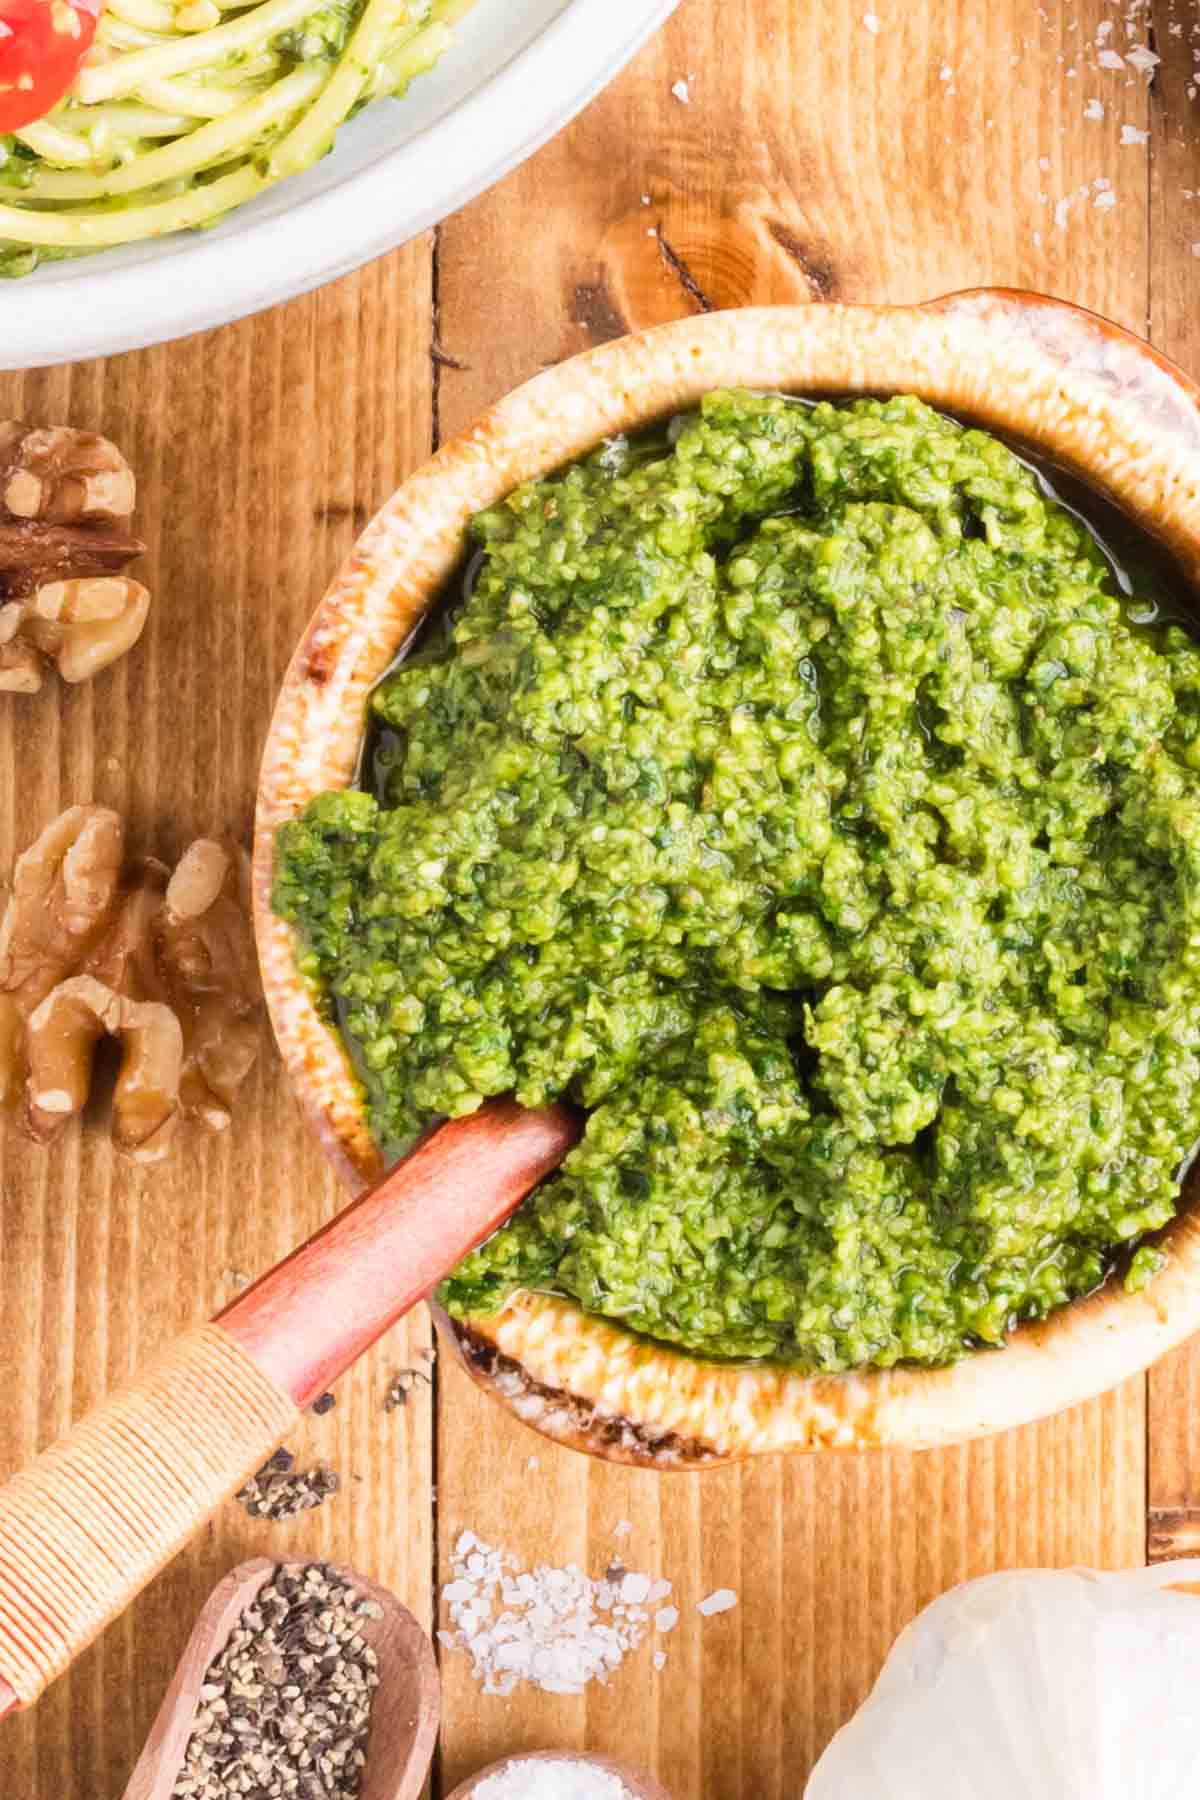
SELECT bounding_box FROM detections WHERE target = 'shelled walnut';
[0,423,149,693]
[0,806,262,1161]
[156,841,263,1131]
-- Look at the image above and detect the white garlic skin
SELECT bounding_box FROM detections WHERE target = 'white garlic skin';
[806,1562,1200,1798]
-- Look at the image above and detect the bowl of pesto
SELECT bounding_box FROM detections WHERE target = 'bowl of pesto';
[255,295,1200,1465]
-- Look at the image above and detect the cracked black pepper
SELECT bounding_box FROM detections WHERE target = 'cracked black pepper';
[171,1563,380,1800]
[235,1450,340,1522]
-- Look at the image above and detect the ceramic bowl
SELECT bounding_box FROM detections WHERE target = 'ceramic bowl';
[0,0,678,369]
[254,294,1200,1466]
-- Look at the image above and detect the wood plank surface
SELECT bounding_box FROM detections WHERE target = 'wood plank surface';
[0,252,438,1792]
[0,0,1195,1793]
[1147,0,1200,1566]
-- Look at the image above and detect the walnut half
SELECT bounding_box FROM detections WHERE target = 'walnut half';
[0,424,149,693]
[156,841,262,1132]
[0,807,261,1162]
[26,976,183,1160]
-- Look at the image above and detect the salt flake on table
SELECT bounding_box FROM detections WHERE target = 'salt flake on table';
[1098,48,1126,69]
[1127,44,1160,75]
[1083,98,1104,119]
[862,11,881,33]
[1120,123,1149,144]
[655,1605,679,1633]
[671,78,690,103]
[439,1535,670,1697]
[697,1589,738,1617]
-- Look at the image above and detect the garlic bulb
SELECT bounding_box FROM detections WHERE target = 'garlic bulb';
[807,1562,1200,1797]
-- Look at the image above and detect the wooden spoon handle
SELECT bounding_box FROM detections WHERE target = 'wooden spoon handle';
[0,1325,299,1718]
[0,1099,577,1716]
[218,1099,576,1404]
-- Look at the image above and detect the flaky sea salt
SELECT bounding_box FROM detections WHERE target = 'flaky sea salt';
[439,1534,674,1697]
[862,11,881,33]
[697,1589,738,1617]
[472,1760,636,1800]
[1127,44,1160,75]
[1098,47,1126,69]
[1084,97,1105,119]
[671,78,690,103]
[1120,123,1149,144]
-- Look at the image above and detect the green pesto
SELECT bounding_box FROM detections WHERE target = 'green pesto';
[274,391,1200,1372]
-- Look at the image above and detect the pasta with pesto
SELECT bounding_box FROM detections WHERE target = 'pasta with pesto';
[0,0,469,274]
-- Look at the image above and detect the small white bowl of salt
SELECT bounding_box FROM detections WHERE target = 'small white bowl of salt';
[445,1749,673,1800]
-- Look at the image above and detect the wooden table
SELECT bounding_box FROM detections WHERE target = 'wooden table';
[1,0,1198,1792]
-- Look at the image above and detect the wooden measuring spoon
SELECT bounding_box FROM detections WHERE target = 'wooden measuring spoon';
[122,1557,439,1800]
[446,1750,674,1799]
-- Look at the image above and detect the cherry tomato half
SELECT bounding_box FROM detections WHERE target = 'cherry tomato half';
[0,0,100,134]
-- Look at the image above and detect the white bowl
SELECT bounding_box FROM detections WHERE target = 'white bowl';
[0,0,678,369]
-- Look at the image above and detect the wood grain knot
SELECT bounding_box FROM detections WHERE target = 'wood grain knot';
[313,502,370,528]
[572,282,630,346]
[588,188,843,337]
[1149,1506,1200,1561]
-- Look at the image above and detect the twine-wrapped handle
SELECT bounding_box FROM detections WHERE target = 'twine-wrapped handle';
[0,1099,578,1715]
[0,1326,298,1709]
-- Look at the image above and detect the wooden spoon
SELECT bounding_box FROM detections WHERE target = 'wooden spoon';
[0,1097,579,1722]
[446,1750,674,1800]
[122,1557,439,1800]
